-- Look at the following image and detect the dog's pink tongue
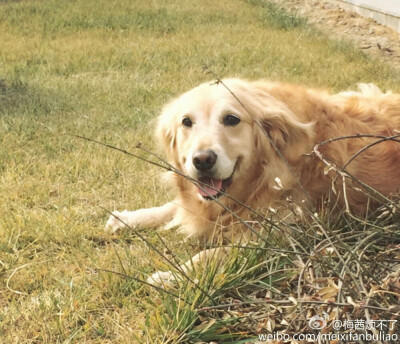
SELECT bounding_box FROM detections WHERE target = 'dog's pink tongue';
[198,177,223,197]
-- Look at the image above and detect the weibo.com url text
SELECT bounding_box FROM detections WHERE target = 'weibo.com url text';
[258,332,398,342]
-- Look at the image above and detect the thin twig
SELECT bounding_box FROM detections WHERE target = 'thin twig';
[313,134,400,210]
[69,132,283,245]
[100,206,216,303]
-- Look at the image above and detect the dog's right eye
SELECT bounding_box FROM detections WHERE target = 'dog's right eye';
[182,117,193,127]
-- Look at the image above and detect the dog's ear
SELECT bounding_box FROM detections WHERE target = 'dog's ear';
[156,102,179,164]
[254,102,314,161]
[260,118,289,151]
[259,109,313,152]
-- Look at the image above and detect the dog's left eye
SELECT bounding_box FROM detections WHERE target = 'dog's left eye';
[182,117,193,127]
[223,114,241,126]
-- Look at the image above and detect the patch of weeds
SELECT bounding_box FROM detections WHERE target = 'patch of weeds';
[146,239,294,342]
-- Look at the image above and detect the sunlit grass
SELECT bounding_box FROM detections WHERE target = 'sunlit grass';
[1,0,400,342]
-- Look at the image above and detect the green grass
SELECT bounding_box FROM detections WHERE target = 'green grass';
[1,0,400,342]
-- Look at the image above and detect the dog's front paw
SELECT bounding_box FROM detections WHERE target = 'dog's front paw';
[105,210,131,233]
[147,270,177,286]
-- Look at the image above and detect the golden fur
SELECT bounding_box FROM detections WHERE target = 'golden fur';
[155,79,400,239]
[106,78,400,284]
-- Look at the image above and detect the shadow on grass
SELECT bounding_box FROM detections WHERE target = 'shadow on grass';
[0,78,71,119]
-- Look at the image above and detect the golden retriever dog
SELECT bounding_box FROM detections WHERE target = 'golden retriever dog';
[105,79,400,284]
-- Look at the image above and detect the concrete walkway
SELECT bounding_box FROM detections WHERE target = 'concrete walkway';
[339,0,400,32]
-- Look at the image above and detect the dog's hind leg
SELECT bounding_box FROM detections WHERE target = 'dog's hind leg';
[105,202,177,234]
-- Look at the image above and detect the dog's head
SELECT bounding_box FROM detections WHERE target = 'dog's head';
[157,79,314,201]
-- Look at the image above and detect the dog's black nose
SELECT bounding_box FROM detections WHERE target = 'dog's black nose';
[192,150,217,171]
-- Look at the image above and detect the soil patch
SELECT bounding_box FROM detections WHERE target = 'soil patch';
[273,0,400,68]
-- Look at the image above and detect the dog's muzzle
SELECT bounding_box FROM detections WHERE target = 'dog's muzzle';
[195,158,238,200]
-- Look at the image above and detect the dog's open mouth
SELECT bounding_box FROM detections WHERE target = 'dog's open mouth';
[197,162,238,200]
[197,176,233,200]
